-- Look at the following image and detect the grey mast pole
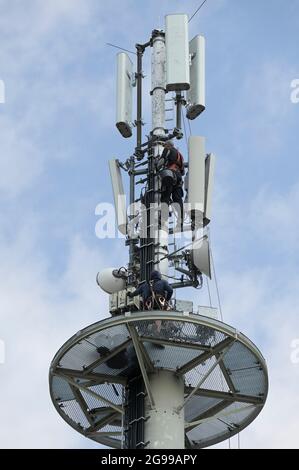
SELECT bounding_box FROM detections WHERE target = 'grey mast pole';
[142,29,185,451]
[151,30,169,278]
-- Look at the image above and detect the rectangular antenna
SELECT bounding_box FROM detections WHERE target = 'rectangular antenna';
[192,235,212,279]
[188,136,205,217]
[109,159,127,235]
[165,14,190,92]
[116,52,133,138]
[204,153,215,224]
[187,35,205,120]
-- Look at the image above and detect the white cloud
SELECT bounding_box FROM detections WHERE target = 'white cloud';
[250,182,299,254]
[210,261,299,448]
[209,178,299,448]
[230,61,298,155]
[0,0,118,198]
[0,116,43,197]
[0,217,108,448]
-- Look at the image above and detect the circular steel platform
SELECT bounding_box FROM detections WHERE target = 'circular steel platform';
[49,311,268,449]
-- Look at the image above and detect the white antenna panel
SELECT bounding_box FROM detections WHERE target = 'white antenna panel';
[187,35,205,120]
[109,159,127,235]
[165,14,190,92]
[204,153,215,224]
[188,136,205,217]
[192,235,211,279]
[116,52,133,138]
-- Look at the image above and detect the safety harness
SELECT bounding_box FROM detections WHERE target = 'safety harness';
[168,150,185,176]
[144,281,170,311]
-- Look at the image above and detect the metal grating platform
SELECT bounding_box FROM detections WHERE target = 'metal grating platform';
[49,311,268,449]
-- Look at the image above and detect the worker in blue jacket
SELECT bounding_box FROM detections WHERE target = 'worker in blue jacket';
[128,270,173,340]
[127,270,173,309]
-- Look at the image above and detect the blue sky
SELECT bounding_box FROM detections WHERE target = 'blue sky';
[0,0,299,449]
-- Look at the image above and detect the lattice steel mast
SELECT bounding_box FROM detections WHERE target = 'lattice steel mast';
[49,14,268,451]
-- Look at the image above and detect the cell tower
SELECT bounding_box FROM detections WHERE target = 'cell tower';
[49,14,268,449]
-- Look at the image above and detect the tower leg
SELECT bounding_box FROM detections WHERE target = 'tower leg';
[144,371,185,449]
[151,31,169,279]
